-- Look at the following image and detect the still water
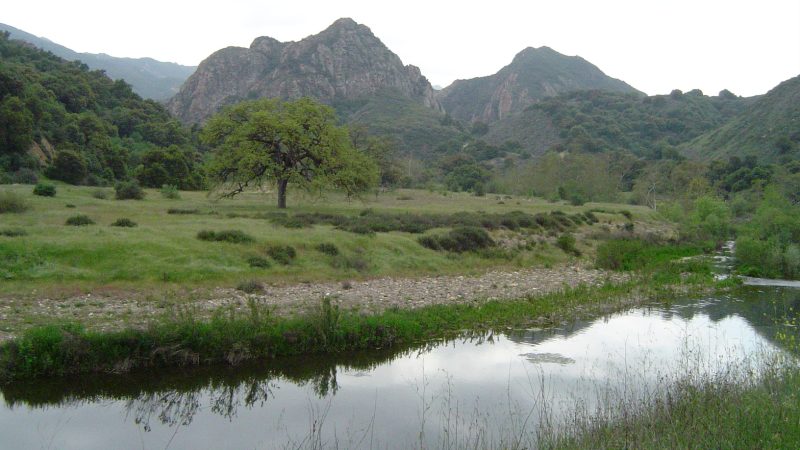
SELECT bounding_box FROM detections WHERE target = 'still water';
[1,288,798,448]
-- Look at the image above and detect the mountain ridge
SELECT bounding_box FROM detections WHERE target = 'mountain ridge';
[0,22,195,100]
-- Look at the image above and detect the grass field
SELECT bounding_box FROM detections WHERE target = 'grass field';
[0,183,658,297]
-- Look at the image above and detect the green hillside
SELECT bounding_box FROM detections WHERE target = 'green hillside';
[683,75,800,162]
[0,32,200,188]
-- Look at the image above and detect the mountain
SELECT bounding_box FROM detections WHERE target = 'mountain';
[0,23,195,100]
[683,75,800,162]
[437,46,641,123]
[168,18,441,124]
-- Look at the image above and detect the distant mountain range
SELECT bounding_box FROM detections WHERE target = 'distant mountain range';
[3,19,797,163]
[0,22,195,100]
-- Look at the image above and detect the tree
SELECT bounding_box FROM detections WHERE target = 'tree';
[202,98,378,208]
[47,149,87,185]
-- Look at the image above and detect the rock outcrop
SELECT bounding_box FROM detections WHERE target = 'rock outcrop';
[168,18,441,123]
[437,46,640,123]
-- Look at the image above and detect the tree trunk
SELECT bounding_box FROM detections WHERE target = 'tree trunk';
[277,179,288,209]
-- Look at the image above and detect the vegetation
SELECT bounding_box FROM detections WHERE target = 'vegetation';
[65,214,94,226]
[0,263,709,383]
[110,218,137,228]
[0,32,199,187]
[32,182,56,197]
[203,98,379,208]
[0,190,29,213]
[196,229,254,244]
[114,180,145,200]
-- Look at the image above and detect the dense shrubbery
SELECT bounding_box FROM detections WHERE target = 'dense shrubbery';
[269,209,587,235]
[196,229,254,244]
[596,238,706,272]
[266,245,296,265]
[159,184,180,199]
[556,233,581,256]
[247,256,271,268]
[315,243,340,256]
[114,181,145,200]
[419,226,495,252]
[32,183,56,197]
[65,214,94,226]
[110,218,137,228]
[0,228,27,237]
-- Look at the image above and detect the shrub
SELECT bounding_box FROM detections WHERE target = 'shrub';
[65,214,94,226]
[419,227,495,253]
[32,183,56,197]
[46,150,87,185]
[91,189,109,200]
[110,218,137,227]
[0,191,29,213]
[65,204,76,208]
[196,229,254,244]
[247,256,271,268]
[316,243,340,256]
[266,245,297,265]
[159,184,180,199]
[236,280,264,294]
[12,168,38,184]
[114,181,145,200]
[0,228,27,237]
[556,233,581,256]
[167,208,200,215]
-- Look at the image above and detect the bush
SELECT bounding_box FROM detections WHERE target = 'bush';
[167,208,200,215]
[419,226,495,253]
[247,256,271,268]
[32,183,56,197]
[114,181,145,200]
[266,245,297,265]
[65,214,94,226]
[196,229,254,244]
[0,228,27,237]
[159,184,180,199]
[47,150,87,185]
[110,218,137,227]
[11,168,38,184]
[556,233,581,256]
[0,191,30,213]
[236,280,264,294]
[91,189,109,200]
[315,243,340,256]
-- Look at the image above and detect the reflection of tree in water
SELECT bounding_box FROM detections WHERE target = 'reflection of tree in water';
[2,348,398,431]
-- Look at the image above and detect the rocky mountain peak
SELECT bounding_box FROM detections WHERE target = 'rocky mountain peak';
[167,18,441,123]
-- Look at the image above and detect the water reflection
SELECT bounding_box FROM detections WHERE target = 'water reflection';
[1,286,797,449]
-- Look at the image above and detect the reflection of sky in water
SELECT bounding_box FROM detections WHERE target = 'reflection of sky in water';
[0,289,796,449]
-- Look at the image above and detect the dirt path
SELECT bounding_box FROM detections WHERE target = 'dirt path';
[0,264,628,341]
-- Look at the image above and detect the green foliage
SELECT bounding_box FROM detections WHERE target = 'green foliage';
[91,189,109,200]
[65,214,94,226]
[135,147,204,190]
[315,243,340,256]
[32,182,56,197]
[114,181,145,200]
[596,239,706,272]
[159,184,180,199]
[196,229,254,244]
[110,218,137,228]
[46,150,87,185]
[556,233,580,256]
[0,190,29,213]
[247,256,271,268]
[0,228,27,237]
[203,98,379,208]
[735,185,800,279]
[419,226,495,253]
[0,33,195,185]
[266,245,297,265]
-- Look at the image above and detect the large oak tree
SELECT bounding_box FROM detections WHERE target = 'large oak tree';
[202,98,378,208]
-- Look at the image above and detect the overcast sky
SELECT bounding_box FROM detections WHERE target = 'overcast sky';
[3,0,799,96]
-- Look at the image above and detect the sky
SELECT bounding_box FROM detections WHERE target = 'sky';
[3,0,799,96]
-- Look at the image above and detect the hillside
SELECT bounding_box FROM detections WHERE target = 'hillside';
[437,46,640,123]
[0,32,200,188]
[0,22,195,100]
[485,89,750,158]
[683,75,800,162]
